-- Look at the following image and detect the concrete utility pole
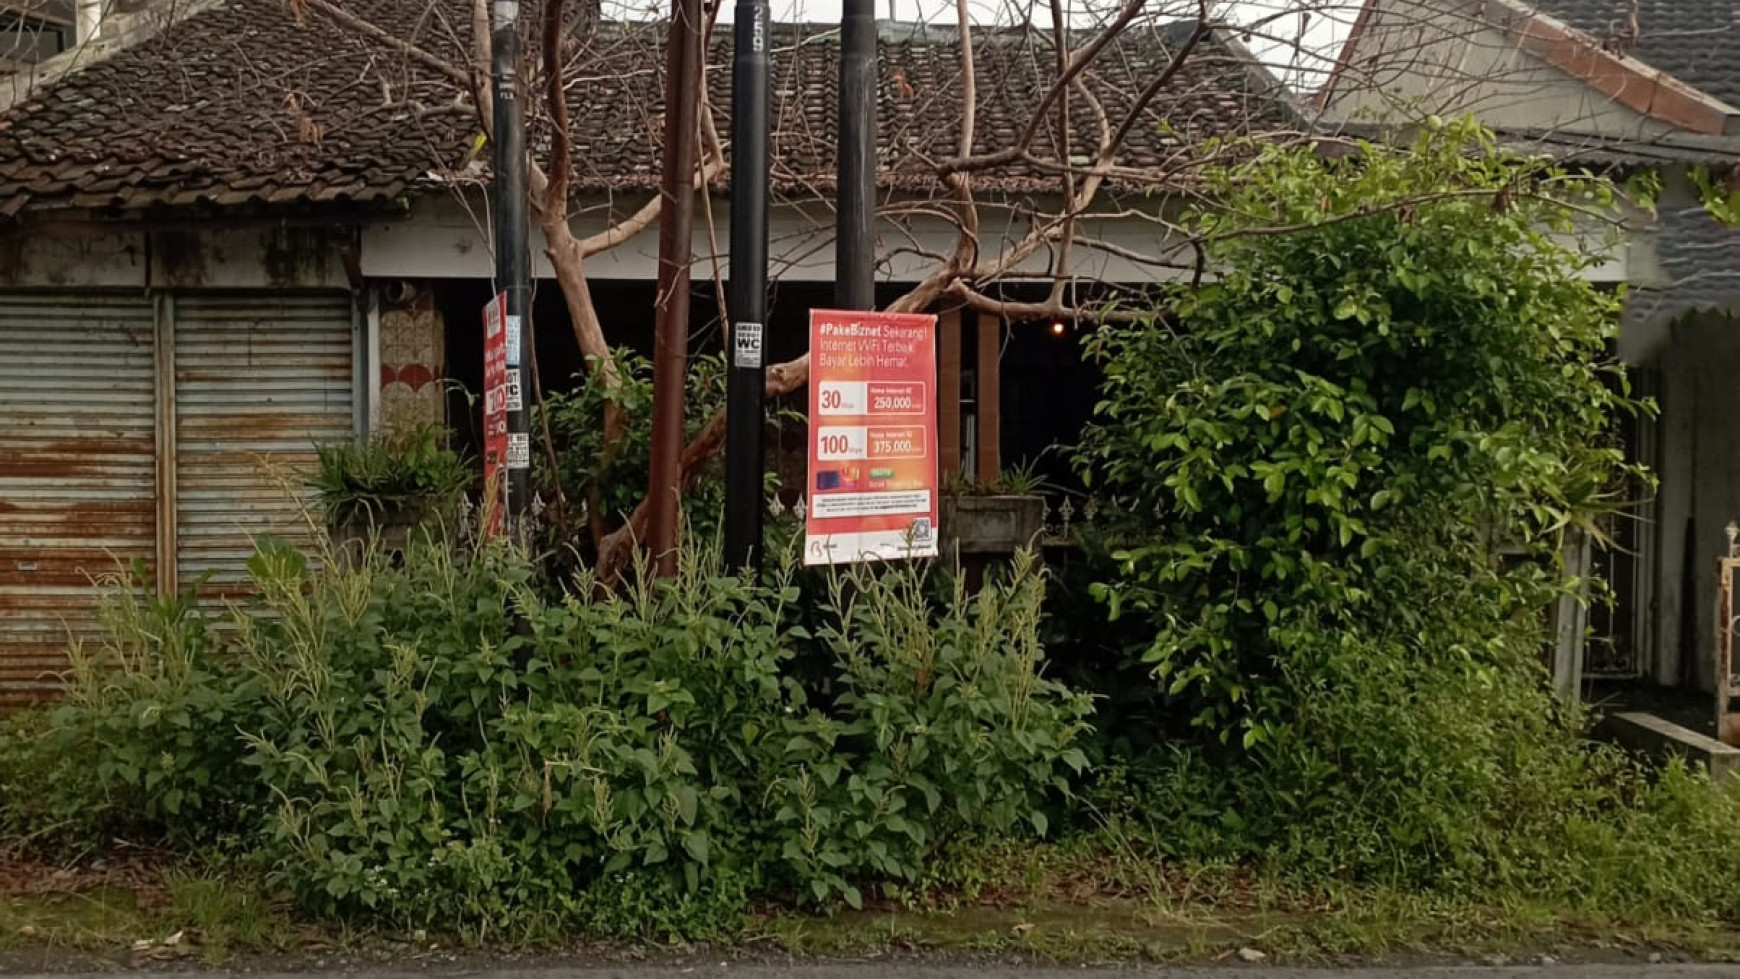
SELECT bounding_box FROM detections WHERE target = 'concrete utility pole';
[647,0,704,576]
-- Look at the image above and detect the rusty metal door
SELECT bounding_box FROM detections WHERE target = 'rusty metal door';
[172,294,356,603]
[0,293,157,708]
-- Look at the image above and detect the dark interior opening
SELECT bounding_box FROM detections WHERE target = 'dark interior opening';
[431,276,1110,509]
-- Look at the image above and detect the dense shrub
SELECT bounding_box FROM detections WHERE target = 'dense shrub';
[0,533,1089,937]
[1077,118,1740,916]
[0,564,262,849]
[781,552,1090,903]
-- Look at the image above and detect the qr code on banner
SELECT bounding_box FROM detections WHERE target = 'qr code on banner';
[909,518,933,543]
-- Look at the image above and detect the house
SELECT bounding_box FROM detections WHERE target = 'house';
[0,0,1295,704]
[1319,0,1740,737]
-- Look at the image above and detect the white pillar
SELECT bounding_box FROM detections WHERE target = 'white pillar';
[76,0,103,44]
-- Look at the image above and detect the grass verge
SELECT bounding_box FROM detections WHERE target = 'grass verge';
[0,860,298,964]
[758,836,1740,966]
[5,837,1740,967]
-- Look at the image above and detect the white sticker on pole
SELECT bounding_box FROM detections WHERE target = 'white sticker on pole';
[507,433,530,470]
[505,315,522,366]
[734,321,764,369]
[505,369,523,412]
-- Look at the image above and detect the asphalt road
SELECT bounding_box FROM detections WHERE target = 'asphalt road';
[7,966,1740,979]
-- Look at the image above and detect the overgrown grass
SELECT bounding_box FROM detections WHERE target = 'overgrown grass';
[0,872,294,962]
[7,832,1740,964]
[161,872,292,957]
[757,828,1740,965]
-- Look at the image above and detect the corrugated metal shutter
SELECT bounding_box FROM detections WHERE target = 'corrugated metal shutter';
[174,294,356,602]
[0,294,157,707]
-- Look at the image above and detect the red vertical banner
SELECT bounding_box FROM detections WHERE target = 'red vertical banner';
[805,309,940,566]
[481,294,509,539]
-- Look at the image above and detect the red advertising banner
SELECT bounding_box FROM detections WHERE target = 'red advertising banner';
[805,309,940,566]
[481,293,509,539]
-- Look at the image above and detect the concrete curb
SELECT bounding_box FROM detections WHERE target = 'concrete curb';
[1597,710,1740,781]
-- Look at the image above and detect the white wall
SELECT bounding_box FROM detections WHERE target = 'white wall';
[0,185,1639,291]
[361,193,1197,285]
[358,189,1637,285]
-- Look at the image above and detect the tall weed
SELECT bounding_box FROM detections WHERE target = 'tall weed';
[0,562,259,848]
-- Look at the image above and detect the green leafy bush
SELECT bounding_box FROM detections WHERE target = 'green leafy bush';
[777,552,1092,905]
[1,530,1089,938]
[1073,118,1740,910]
[538,350,729,547]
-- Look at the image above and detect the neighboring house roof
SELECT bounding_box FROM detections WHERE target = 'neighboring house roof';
[1498,2,1740,330]
[1319,0,1740,139]
[1319,0,1740,324]
[1524,0,1740,110]
[0,0,1293,221]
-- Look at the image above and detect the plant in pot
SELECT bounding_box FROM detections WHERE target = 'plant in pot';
[940,460,1050,561]
[309,425,471,562]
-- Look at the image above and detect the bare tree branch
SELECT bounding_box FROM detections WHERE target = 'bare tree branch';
[947,0,980,272]
[937,0,1147,177]
[542,0,573,210]
[1043,0,1074,309]
[946,280,1149,323]
[1106,3,1210,162]
[470,0,493,131]
[300,0,469,85]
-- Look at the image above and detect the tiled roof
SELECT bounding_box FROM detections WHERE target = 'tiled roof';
[0,0,1293,219]
[1527,0,1740,109]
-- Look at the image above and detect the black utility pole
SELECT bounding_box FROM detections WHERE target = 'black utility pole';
[491,0,531,536]
[836,0,876,311]
[724,0,772,571]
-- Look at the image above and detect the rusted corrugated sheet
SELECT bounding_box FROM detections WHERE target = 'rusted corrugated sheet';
[174,294,355,603]
[0,294,157,708]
